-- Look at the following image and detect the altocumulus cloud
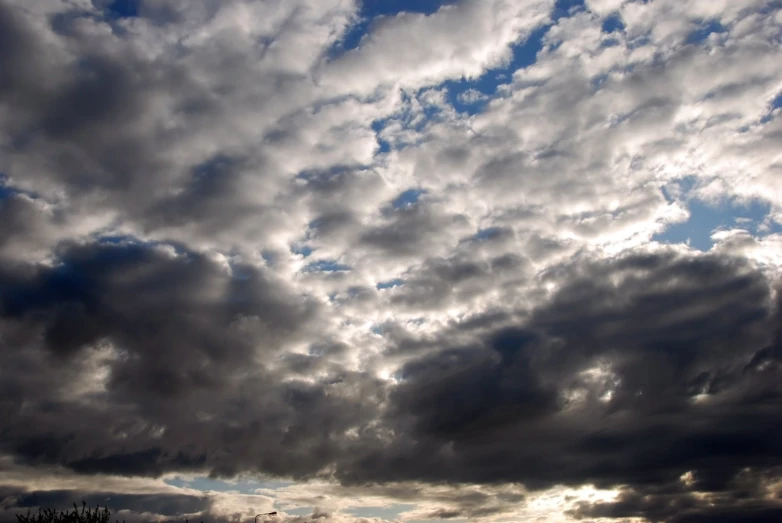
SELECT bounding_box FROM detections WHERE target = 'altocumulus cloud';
[1,0,782,522]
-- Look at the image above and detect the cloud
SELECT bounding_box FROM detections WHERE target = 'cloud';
[320,0,553,93]
[456,89,488,105]
[334,251,781,484]
[0,240,373,481]
[1,0,782,522]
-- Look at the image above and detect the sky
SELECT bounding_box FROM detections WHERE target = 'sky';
[1,0,782,522]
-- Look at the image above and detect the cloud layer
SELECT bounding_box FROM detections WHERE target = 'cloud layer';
[1,0,782,521]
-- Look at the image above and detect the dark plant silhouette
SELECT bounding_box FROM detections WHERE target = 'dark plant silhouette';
[16,502,113,523]
[15,501,280,523]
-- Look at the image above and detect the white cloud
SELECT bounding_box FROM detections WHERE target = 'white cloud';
[320,0,552,94]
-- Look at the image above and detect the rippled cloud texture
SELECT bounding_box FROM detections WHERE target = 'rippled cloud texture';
[1,0,782,522]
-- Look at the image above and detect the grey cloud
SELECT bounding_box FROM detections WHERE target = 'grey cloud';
[360,202,470,258]
[567,470,782,523]
[388,252,526,313]
[334,252,782,517]
[2,1,782,522]
[2,26,168,194]
[17,240,775,504]
[0,194,54,260]
[0,240,391,481]
[0,0,360,253]
[0,2,45,103]
[2,243,782,520]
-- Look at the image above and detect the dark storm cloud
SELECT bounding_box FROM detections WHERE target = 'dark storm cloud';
[2,236,782,523]
[333,251,782,520]
[0,239,312,359]
[0,240,388,480]
[567,468,782,523]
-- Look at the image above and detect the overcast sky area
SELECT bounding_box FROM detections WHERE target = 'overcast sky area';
[1,0,782,522]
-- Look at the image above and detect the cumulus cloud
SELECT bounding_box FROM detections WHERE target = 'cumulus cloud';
[1,0,782,522]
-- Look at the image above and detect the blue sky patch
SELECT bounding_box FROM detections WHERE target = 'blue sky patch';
[441,0,593,115]
[392,188,425,209]
[0,180,20,201]
[552,0,586,21]
[0,175,37,201]
[602,14,625,34]
[686,20,726,45]
[165,477,245,494]
[92,235,190,257]
[444,24,549,115]
[260,250,278,267]
[304,260,351,272]
[655,198,778,251]
[760,92,782,124]
[94,234,139,246]
[105,0,140,18]
[473,227,505,241]
[372,119,392,154]
[291,244,313,257]
[360,0,457,17]
[165,476,291,495]
[334,18,369,54]
[377,278,404,289]
[346,504,417,519]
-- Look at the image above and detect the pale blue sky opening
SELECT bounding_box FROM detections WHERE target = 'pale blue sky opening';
[392,188,425,209]
[473,227,504,241]
[686,20,727,44]
[304,260,352,272]
[760,92,782,124]
[377,278,405,289]
[372,119,392,154]
[444,0,589,116]
[655,198,779,251]
[164,476,292,495]
[444,24,549,115]
[346,504,417,519]
[291,244,314,258]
